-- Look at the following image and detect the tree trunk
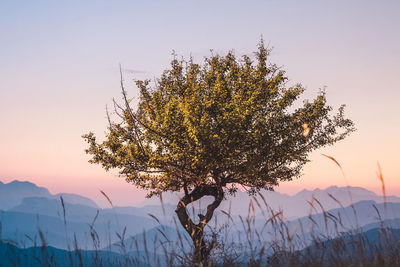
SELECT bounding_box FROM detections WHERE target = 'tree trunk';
[175,185,224,264]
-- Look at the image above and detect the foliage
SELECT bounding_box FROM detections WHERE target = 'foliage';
[82,40,355,262]
[83,41,354,196]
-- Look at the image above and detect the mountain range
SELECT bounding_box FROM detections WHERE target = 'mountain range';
[0,180,98,210]
[2,226,399,266]
[139,185,400,219]
[0,240,148,267]
[1,179,400,253]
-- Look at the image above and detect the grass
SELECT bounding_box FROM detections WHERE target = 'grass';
[1,160,400,266]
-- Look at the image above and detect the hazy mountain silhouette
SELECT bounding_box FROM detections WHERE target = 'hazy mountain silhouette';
[103,204,176,220]
[228,200,400,250]
[4,179,396,220]
[107,200,400,255]
[0,206,159,250]
[280,200,400,238]
[53,193,98,208]
[0,210,90,248]
[294,227,400,265]
[3,197,161,249]
[106,225,189,254]
[0,180,52,210]
[0,180,98,210]
[0,240,146,267]
[10,197,99,221]
[2,178,400,253]
[139,186,400,219]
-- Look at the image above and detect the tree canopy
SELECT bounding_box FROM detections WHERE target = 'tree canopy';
[83,41,355,262]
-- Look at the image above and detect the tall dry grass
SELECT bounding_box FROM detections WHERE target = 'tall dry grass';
[1,159,400,266]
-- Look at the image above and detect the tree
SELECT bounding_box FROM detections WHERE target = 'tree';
[82,41,355,263]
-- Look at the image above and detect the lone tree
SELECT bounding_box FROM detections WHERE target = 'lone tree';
[83,41,354,262]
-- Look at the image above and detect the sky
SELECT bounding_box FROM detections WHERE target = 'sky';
[0,0,399,207]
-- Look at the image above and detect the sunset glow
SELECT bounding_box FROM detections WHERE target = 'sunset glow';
[1,0,399,207]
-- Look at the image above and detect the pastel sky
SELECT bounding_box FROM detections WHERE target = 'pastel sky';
[1,0,399,207]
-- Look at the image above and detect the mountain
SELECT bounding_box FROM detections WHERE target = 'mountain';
[361,218,400,232]
[107,225,189,255]
[4,196,163,249]
[140,186,400,219]
[103,204,176,221]
[10,197,100,222]
[0,241,146,267]
[3,179,397,220]
[282,200,400,238]
[0,180,98,210]
[292,227,400,266]
[198,199,400,252]
[2,227,397,267]
[0,180,52,210]
[224,199,400,251]
[0,206,159,250]
[2,178,400,253]
[0,210,91,248]
[222,186,400,219]
[52,193,98,208]
[8,196,160,230]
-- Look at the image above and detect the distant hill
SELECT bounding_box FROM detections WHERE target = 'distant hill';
[139,186,400,219]
[2,227,398,267]
[3,196,162,250]
[252,227,400,266]
[10,197,100,222]
[210,200,400,250]
[0,209,91,248]
[0,241,146,267]
[294,227,400,265]
[275,186,400,219]
[0,180,52,210]
[103,204,176,220]
[0,207,159,250]
[280,200,400,239]
[106,225,189,254]
[2,178,400,255]
[110,200,400,254]
[53,193,98,208]
[3,179,398,220]
[0,180,98,210]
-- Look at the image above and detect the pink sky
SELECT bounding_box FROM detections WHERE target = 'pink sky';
[1,0,399,207]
